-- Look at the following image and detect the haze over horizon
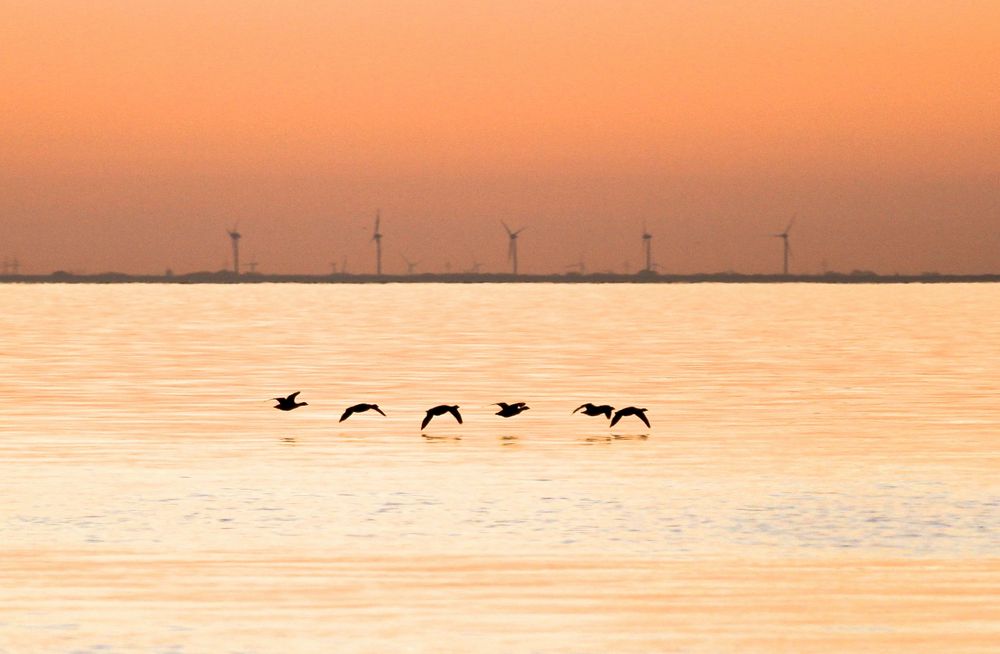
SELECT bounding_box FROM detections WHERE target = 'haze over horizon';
[2,1,997,276]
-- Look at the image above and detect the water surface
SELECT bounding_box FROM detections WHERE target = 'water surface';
[1,283,997,652]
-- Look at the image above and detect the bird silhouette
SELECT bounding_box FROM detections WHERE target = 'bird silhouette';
[339,403,386,422]
[572,403,614,419]
[421,405,462,430]
[494,402,530,417]
[273,391,308,411]
[610,406,650,428]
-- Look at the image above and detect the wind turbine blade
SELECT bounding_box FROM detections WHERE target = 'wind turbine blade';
[514,226,526,236]
[785,215,796,234]
[501,220,513,235]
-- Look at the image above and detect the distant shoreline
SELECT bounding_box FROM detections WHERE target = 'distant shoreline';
[1,271,998,284]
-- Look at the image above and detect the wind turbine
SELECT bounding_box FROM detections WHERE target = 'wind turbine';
[641,223,653,273]
[227,223,241,276]
[772,216,795,275]
[501,221,526,275]
[371,210,383,275]
[567,257,587,275]
[400,253,419,275]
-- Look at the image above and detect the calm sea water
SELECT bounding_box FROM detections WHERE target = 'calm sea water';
[1,283,997,653]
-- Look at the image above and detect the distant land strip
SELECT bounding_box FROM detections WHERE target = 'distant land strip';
[1,271,998,284]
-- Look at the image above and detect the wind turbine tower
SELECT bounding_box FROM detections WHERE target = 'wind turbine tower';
[773,217,795,275]
[401,254,419,275]
[641,224,653,273]
[501,221,526,275]
[372,210,383,275]
[227,224,241,276]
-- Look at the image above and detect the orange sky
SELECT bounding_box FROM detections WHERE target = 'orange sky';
[1,1,998,275]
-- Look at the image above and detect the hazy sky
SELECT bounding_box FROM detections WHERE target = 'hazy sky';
[2,1,997,275]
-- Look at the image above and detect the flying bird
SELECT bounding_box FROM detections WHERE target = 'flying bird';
[421,405,462,430]
[273,391,308,411]
[610,406,650,429]
[572,403,614,419]
[339,403,386,422]
[494,402,530,418]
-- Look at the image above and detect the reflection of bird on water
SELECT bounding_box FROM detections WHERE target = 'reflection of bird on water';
[421,405,462,429]
[494,402,529,417]
[273,391,308,411]
[610,406,650,428]
[572,403,614,419]
[339,403,386,422]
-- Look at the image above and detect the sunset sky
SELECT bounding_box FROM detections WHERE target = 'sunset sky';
[2,1,997,275]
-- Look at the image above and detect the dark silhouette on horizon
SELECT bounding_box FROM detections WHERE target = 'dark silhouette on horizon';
[372,211,383,275]
[573,403,614,419]
[400,253,419,275]
[339,403,386,422]
[5,269,998,285]
[772,216,795,275]
[421,404,462,429]
[641,223,654,273]
[228,223,241,276]
[273,391,308,411]
[501,221,526,275]
[610,406,650,428]
[494,402,530,417]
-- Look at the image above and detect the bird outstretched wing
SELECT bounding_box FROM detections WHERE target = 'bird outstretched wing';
[421,412,433,430]
[636,411,651,428]
[610,411,623,427]
[372,405,386,416]
[339,406,357,422]
[448,406,463,424]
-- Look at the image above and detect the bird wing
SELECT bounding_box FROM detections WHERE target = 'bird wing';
[572,404,586,414]
[600,406,613,419]
[372,405,386,416]
[448,406,463,424]
[421,412,433,430]
[637,411,651,428]
[339,406,357,422]
[288,391,301,401]
[495,402,510,410]
[609,411,623,427]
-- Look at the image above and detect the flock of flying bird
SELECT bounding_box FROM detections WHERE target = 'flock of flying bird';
[271,392,651,430]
